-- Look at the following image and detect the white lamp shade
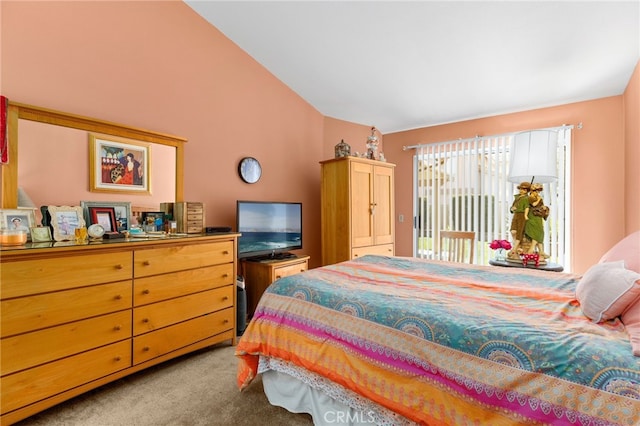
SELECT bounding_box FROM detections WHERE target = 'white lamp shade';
[508,130,558,184]
[17,187,36,208]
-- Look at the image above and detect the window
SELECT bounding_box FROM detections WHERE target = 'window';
[411,127,571,269]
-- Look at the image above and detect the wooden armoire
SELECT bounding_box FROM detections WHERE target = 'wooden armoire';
[320,157,395,265]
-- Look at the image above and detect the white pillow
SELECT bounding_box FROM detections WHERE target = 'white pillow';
[598,231,640,273]
[575,261,640,322]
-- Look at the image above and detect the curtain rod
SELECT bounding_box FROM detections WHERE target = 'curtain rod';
[402,123,579,151]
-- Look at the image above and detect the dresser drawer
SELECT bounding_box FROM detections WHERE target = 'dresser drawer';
[1,340,131,415]
[133,286,233,336]
[134,264,233,306]
[134,241,234,277]
[133,308,233,364]
[1,252,133,299]
[273,260,308,280]
[1,281,132,338]
[351,243,394,259]
[1,311,131,376]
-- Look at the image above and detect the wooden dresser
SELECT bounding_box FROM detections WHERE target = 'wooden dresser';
[0,234,238,425]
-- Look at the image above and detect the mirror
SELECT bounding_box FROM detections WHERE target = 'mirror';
[1,101,185,211]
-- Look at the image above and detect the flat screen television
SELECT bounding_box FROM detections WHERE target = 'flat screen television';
[236,201,302,260]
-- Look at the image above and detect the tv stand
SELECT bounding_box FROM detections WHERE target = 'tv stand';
[248,252,297,262]
[241,255,310,317]
[269,252,297,260]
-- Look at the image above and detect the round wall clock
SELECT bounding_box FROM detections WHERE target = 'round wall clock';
[238,157,262,184]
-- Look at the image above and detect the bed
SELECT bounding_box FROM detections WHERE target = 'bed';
[236,253,640,425]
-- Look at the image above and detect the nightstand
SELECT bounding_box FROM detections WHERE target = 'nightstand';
[241,255,310,317]
[489,259,564,272]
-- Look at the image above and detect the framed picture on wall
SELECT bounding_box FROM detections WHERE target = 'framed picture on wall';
[89,133,151,195]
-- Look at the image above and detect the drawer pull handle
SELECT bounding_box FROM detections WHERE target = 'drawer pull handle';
[222,250,229,255]
[115,356,122,362]
[143,346,150,352]
[276,275,282,279]
[222,296,229,301]
[223,319,229,324]
[142,289,150,295]
[142,318,149,323]
[114,294,122,300]
[222,273,229,278]
[114,325,122,331]
[143,260,151,266]
[300,269,305,272]
[115,264,124,270]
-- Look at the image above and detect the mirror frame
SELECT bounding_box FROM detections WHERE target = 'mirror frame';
[1,101,185,208]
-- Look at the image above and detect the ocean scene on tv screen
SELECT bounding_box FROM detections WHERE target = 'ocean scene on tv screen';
[238,203,301,255]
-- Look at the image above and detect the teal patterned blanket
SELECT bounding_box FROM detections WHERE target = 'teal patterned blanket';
[237,255,640,425]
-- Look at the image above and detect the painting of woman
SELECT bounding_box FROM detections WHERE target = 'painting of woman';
[114,152,142,186]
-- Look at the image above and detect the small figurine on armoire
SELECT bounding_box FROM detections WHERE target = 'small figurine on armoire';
[366,127,379,160]
[334,139,351,158]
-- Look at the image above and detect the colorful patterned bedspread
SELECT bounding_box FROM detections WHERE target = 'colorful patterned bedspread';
[236,255,640,425]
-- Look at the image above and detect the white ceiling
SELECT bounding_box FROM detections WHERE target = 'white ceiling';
[185,1,640,134]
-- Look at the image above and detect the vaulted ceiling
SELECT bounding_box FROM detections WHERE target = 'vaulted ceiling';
[186,1,640,133]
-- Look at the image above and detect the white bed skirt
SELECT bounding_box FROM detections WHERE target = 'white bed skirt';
[259,357,414,426]
[263,369,377,426]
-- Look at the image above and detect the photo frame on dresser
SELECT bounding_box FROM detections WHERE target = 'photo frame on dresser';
[30,226,52,242]
[141,211,165,232]
[87,207,117,233]
[81,201,131,232]
[48,206,86,242]
[0,208,36,241]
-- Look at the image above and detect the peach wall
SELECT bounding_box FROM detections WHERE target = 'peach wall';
[1,1,636,273]
[383,97,626,274]
[0,0,345,268]
[323,117,383,159]
[623,62,640,234]
[17,121,176,223]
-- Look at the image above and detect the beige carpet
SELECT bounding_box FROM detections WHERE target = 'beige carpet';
[15,343,313,426]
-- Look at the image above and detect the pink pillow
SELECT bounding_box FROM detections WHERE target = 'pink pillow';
[621,300,640,356]
[599,230,640,273]
[575,261,640,322]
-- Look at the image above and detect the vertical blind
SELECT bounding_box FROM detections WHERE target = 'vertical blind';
[410,126,572,269]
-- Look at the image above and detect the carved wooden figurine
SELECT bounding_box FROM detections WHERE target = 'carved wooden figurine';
[508,181,530,259]
[524,183,550,259]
